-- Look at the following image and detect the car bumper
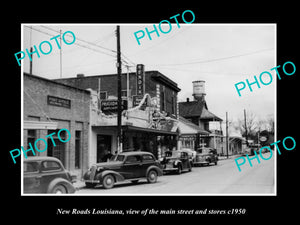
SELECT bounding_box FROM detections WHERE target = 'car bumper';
[193,161,209,165]
[83,179,100,184]
[163,168,178,172]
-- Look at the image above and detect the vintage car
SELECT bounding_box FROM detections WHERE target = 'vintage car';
[23,156,76,194]
[83,151,163,189]
[194,147,218,166]
[180,148,197,167]
[161,150,192,174]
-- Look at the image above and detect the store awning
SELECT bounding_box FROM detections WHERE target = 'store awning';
[124,125,178,136]
[24,120,58,130]
[94,125,178,136]
[178,116,210,135]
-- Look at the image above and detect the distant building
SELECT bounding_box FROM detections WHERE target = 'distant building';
[178,80,224,154]
[177,116,209,150]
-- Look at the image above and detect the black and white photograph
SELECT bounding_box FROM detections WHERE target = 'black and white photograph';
[3,5,298,221]
[21,23,276,195]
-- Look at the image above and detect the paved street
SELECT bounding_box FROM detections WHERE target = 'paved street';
[76,153,275,195]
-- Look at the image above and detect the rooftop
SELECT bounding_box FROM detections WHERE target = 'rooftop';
[178,99,222,122]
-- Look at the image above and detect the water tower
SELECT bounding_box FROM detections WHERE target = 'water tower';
[192,80,206,101]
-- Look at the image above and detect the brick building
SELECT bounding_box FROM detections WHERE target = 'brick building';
[54,65,181,162]
[54,69,180,116]
[23,73,90,177]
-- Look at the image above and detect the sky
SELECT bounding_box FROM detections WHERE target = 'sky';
[21,23,276,131]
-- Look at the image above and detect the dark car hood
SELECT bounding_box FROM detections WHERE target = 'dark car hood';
[94,161,123,168]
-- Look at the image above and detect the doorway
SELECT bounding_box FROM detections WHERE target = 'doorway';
[97,134,112,163]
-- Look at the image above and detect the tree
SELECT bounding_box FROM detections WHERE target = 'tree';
[233,111,275,140]
[236,110,257,140]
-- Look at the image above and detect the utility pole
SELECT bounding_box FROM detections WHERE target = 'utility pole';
[116,25,122,152]
[29,26,33,74]
[226,112,229,158]
[60,29,62,78]
[244,109,248,147]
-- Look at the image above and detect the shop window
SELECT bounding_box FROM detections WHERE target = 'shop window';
[99,91,107,100]
[121,89,131,98]
[47,130,65,166]
[171,96,176,115]
[160,91,165,111]
[27,130,36,156]
[75,131,81,169]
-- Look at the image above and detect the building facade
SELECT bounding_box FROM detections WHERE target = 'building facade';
[23,73,90,177]
[54,65,181,164]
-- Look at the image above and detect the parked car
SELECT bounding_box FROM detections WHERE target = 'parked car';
[161,150,192,174]
[23,156,76,194]
[244,144,261,155]
[83,151,163,189]
[194,147,218,166]
[180,148,197,167]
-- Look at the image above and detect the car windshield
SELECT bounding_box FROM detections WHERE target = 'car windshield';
[110,154,125,162]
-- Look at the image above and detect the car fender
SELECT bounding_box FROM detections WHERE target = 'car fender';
[47,178,76,193]
[98,170,125,183]
[174,160,182,167]
[146,165,163,176]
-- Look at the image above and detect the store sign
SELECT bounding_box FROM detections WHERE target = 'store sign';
[101,100,127,113]
[259,130,269,143]
[47,95,71,108]
[136,64,145,95]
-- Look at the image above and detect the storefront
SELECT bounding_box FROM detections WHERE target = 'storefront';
[89,124,178,163]
[177,116,209,150]
[23,73,90,178]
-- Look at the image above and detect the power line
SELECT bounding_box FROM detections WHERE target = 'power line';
[121,53,136,67]
[40,25,116,53]
[150,48,274,67]
[24,26,116,58]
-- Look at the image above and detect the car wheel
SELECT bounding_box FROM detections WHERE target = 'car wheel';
[215,161,218,165]
[147,170,158,183]
[102,174,115,189]
[52,184,67,194]
[177,165,182,174]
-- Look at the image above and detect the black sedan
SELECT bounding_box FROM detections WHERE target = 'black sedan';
[83,151,163,189]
